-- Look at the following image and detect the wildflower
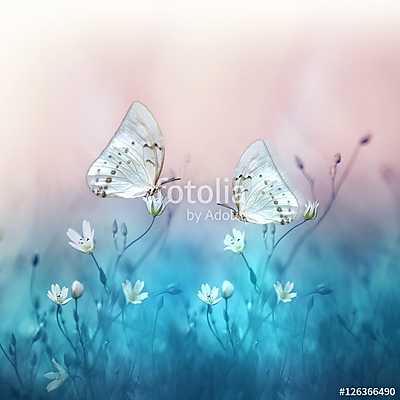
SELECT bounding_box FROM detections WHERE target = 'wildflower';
[71,280,84,299]
[47,284,72,305]
[122,280,149,304]
[303,201,319,221]
[197,283,222,306]
[221,280,234,299]
[273,281,297,303]
[143,191,166,217]
[66,220,95,254]
[224,228,245,253]
[44,359,68,392]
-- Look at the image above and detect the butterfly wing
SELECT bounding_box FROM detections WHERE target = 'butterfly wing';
[233,140,298,224]
[87,102,165,199]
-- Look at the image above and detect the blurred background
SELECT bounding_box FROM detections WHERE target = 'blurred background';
[1,0,400,323]
[1,3,400,398]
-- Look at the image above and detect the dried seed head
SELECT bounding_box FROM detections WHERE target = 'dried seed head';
[294,155,304,170]
[333,153,341,165]
[360,133,372,145]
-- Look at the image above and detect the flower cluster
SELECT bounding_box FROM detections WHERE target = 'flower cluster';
[197,280,235,306]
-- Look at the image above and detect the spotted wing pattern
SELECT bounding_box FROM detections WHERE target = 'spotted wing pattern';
[233,140,298,224]
[87,102,165,199]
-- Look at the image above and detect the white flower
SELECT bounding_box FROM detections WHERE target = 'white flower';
[224,229,245,253]
[273,281,297,303]
[143,191,166,217]
[44,359,68,392]
[66,220,95,254]
[303,201,319,221]
[47,284,72,306]
[122,280,149,304]
[221,280,234,299]
[197,283,222,306]
[71,280,84,299]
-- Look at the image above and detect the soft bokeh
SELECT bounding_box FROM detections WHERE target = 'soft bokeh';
[1,3,400,398]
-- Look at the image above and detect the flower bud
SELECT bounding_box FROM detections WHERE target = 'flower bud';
[112,219,118,238]
[166,284,182,295]
[333,153,341,165]
[143,192,166,217]
[71,280,84,299]
[303,201,319,221]
[315,284,333,295]
[359,133,372,145]
[32,253,40,268]
[294,155,304,170]
[222,280,234,299]
[121,223,128,237]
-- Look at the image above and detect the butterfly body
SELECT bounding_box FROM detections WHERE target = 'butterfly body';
[87,102,178,201]
[223,140,299,225]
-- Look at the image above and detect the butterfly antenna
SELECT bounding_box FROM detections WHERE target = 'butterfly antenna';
[217,203,236,212]
[160,177,181,186]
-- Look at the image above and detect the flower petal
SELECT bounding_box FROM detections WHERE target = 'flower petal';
[69,242,84,252]
[137,292,149,301]
[47,379,62,392]
[284,281,294,293]
[133,280,144,294]
[66,229,81,243]
[82,220,92,238]
[44,372,58,380]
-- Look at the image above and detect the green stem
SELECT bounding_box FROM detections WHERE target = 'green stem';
[90,253,109,294]
[56,306,78,356]
[240,253,259,293]
[0,342,24,389]
[224,299,235,352]
[74,300,95,400]
[284,143,362,271]
[111,217,156,284]
[206,306,226,351]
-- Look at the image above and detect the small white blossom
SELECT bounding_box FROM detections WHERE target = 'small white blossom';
[224,229,245,253]
[47,284,72,306]
[273,281,297,303]
[197,283,222,306]
[221,280,234,299]
[122,280,149,304]
[71,280,84,299]
[303,201,319,221]
[44,359,68,392]
[66,220,95,254]
[143,192,166,217]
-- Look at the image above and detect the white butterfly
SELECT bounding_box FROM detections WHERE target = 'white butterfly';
[219,140,299,225]
[87,102,179,200]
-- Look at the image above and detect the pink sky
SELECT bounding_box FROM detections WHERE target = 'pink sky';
[1,2,400,247]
